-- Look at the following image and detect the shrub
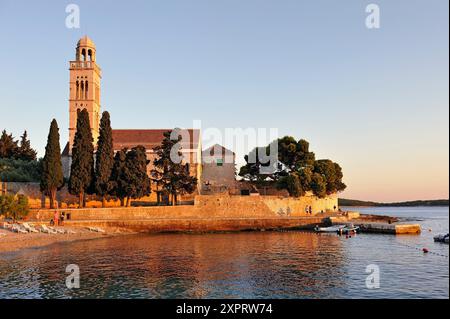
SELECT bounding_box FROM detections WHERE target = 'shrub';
[0,194,29,220]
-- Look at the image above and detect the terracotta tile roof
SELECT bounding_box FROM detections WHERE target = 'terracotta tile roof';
[203,144,235,156]
[112,129,200,151]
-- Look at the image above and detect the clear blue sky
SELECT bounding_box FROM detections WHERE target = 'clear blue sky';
[0,0,448,202]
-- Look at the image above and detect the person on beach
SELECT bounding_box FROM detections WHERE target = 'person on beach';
[60,212,65,226]
[53,210,59,226]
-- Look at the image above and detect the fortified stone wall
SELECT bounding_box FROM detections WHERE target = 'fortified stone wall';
[195,194,337,217]
[27,193,338,221]
[5,183,337,214]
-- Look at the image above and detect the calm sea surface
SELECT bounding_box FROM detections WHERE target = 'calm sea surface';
[0,206,448,299]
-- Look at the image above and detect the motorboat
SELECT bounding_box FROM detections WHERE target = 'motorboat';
[338,224,360,235]
[314,225,346,233]
[433,233,449,244]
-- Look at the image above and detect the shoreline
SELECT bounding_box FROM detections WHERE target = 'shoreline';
[0,226,135,254]
[0,212,411,254]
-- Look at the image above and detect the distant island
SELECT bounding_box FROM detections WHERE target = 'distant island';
[339,198,449,207]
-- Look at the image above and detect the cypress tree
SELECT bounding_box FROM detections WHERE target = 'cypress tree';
[110,149,127,206]
[122,146,151,206]
[17,130,37,161]
[69,109,94,207]
[95,111,114,207]
[40,119,64,209]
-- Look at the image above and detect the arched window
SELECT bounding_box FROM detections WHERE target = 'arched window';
[80,81,84,100]
[85,81,88,100]
[75,81,79,100]
[88,49,93,61]
[81,49,86,62]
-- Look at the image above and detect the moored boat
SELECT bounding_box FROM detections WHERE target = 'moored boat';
[338,224,360,235]
[314,225,346,233]
[433,233,449,244]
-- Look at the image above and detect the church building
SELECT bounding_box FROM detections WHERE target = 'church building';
[62,36,236,199]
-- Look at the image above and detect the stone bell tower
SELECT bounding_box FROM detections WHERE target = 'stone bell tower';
[68,36,102,154]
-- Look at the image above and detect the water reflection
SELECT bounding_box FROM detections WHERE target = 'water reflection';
[0,232,346,298]
[0,208,448,299]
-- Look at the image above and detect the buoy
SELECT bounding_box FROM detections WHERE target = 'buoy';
[423,248,429,253]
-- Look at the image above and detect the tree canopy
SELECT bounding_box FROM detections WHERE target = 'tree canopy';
[17,131,37,161]
[109,146,151,206]
[0,130,37,161]
[0,158,42,182]
[151,129,197,205]
[0,130,18,159]
[240,136,346,198]
[0,194,29,220]
[0,130,40,182]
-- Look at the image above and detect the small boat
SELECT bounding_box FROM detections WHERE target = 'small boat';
[338,225,360,235]
[433,233,449,244]
[314,225,346,233]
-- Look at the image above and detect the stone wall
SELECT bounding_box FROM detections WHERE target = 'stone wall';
[62,216,327,233]
[2,182,195,209]
[1,182,46,209]
[4,181,337,214]
[2,182,122,209]
[201,162,236,189]
[195,194,337,217]
[27,193,338,222]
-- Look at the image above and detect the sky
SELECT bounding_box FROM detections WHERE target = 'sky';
[0,0,448,202]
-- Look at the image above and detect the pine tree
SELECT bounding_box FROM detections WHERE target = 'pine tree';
[94,111,114,207]
[40,120,64,209]
[314,159,347,195]
[311,172,327,198]
[17,131,37,161]
[68,109,94,207]
[0,130,18,159]
[110,149,128,206]
[152,129,197,206]
[277,173,303,197]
